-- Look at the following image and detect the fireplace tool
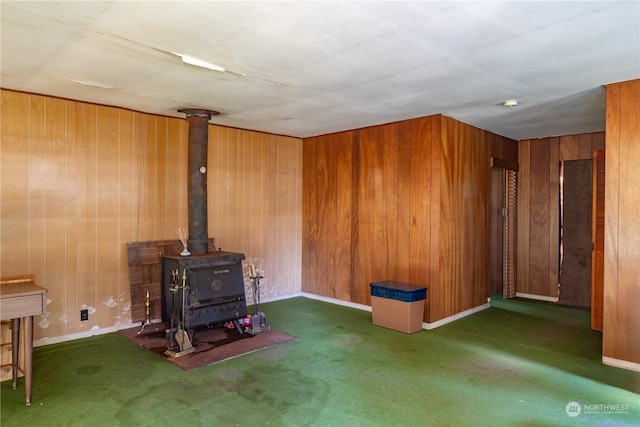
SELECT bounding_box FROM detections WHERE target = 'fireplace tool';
[247,264,270,335]
[137,289,159,335]
[165,269,195,357]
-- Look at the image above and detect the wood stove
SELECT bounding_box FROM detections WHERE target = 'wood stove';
[162,251,247,339]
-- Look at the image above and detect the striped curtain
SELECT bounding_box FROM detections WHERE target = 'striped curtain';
[504,170,517,299]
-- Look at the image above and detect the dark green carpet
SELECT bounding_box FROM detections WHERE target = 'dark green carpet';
[1,296,638,426]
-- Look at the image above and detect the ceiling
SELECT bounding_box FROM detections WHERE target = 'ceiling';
[1,1,638,140]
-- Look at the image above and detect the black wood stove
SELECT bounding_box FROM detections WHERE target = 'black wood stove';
[161,251,247,340]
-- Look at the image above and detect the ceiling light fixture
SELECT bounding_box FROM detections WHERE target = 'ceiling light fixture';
[503,99,518,107]
[172,52,226,73]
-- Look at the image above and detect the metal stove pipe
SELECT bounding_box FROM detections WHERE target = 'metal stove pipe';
[179,109,219,255]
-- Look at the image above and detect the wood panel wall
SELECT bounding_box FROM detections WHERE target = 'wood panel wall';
[0,89,302,342]
[603,79,640,366]
[302,115,517,323]
[517,131,605,298]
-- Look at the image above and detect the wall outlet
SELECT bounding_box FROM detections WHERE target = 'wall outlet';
[80,309,89,321]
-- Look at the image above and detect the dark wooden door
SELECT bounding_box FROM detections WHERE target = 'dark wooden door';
[559,159,593,308]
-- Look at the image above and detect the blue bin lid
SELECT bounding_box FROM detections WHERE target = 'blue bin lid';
[370,281,427,292]
[370,281,427,302]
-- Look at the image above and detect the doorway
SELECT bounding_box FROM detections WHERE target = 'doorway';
[559,159,593,308]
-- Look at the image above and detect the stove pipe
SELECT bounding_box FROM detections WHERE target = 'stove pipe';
[179,109,219,255]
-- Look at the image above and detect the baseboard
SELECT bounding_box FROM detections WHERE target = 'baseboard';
[34,322,135,347]
[516,292,559,302]
[33,292,487,346]
[300,292,372,312]
[300,292,490,330]
[602,356,640,373]
[423,303,491,330]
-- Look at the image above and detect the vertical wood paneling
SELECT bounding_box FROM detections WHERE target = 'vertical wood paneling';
[1,91,30,275]
[76,103,98,330]
[517,139,531,294]
[529,138,551,296]
[603,84,621,356]
[302,137,317,294]
[439,117,490,318]
[301,114,508,323]
[518,131,607,300]
[96,106,121,328]
[409,117,433,316]
[559,134,580,160]
[64,101,80,333]
[28,95,46,295]
[428,117,441,323]
[1,90,302,342]
[382,124,399,280]
[43,97,67,337]
[603,79,640,365]
[396,122,412,284]
[118,110,136,326]
[335,132,353,301]
[548,137,560,297]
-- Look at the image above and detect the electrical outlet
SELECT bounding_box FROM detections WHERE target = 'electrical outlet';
[80,309,89,321]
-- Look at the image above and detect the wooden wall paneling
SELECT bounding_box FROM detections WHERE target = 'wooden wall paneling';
[118,110,137,325]
[349,132,361,302]
[548,137,560,298]
[279,136,303,296]
[96,105,121,328]
[2,91,303,342]
[316,133,337,298]
[439,117,490,317]
[409,117,433,319]
[592,132,605,152]
[396,122,412,284]
[382,123,399,281]
[266,133,280,298]
[410,118,439,313]
[210,126,229,247]
[301,137,317,293]
[357,127,379,304]
[0,91,30,276]
[603,84,621,357]
[335,132,354,301]
[559,134,580,161]
[64,101,80,334]
[165,116,186,237]
[41,97,65,337]
[232,127,247,248]
[228,127,244,247]
[246,132,265,262]
[528,138,551,296]
[579,133,593,159]
[138,114,159,240]
[428,117,441,323]
[517,139,531,294]
[76,103,98,330]
[28,95,46,301]
[612,81,640,362]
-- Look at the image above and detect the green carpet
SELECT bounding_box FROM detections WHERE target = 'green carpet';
[1,296,638,426]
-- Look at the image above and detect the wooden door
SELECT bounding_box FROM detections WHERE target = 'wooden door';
[591,150,605,331]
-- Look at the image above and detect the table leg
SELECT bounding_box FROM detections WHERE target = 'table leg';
[24,315,33,405]
[11,318,20,390]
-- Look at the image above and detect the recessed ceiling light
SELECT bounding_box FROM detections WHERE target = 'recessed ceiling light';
[503,99,518,107]
[171,52,226,73]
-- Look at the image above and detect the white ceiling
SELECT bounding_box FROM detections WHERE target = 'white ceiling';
[1,1,639,140]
